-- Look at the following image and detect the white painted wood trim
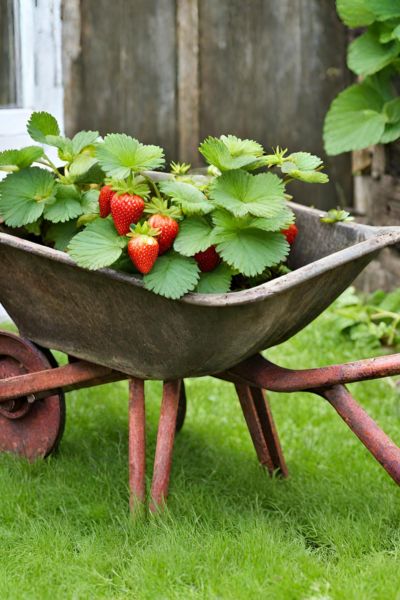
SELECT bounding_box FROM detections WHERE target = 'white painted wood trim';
[0,0,64,150]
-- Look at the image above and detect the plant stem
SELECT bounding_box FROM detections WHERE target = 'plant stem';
[37,156,63,178]
[143,174,162,200]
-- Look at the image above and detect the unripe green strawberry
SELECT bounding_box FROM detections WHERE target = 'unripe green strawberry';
[148,214,179,254]
[127,222,159,274]
[98,185,115,218]
[111,193,145,235]
[194,246,220,272]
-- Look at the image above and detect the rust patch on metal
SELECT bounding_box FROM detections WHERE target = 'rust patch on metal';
[0,332,65,460]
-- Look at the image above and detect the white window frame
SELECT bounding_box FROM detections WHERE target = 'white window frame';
[0,0,64,152]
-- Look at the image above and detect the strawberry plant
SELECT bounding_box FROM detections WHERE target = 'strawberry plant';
[333,286,400,348]
[0,112,329,300]
[324,0,400,155]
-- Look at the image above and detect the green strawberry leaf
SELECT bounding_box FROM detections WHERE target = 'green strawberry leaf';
[199,136,263,172]
[0,146,44,171]
[96,134,165,178]
[196,263,233,294]
[336,0,376,27]
[45,220,79,251]
[68,218,127,270]
[44,185,84,223]
[27,111,60,144]
[219,135,264,158]
[210,170,286,218]
[0,167,56,227]
[160,180,214,215]
[280,152,328,183]
[45,135,73,160]
[283,152,323,171]
[173,216,215,256]
[81,189,100,214]
[212,207,294,233]
[69,154,98,177]
[368,0,400,21]
[71,130,99,155]
[71,162,105,185]
[348,29,400,76]
[323,82,387,154]
[213,213,289,277]
[143,252,200,299]
[383,97,400,123]
[381,119,400,143]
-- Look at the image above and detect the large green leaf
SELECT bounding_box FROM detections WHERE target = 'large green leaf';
[96,134,165,178]
[160,180,214,215]
[143,252,200,299]
[27,112,60,144]
[68,218,127,270]
[323,82,387,154]
[368,0,400,21]
[0,146,44,171]
[348,29,400,76]
[215,227,289,277]
[196,263,233,294]
[199,137,263,172]
[0,167,56,227]
[336,0,375,27]
[173,216,215,256]
[209,171,286,218]
[44,185,84,223]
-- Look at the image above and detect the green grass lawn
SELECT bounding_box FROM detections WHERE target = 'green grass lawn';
[1,307,400,600]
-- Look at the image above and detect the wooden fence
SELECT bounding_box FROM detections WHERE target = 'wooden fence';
[62,0,351,209]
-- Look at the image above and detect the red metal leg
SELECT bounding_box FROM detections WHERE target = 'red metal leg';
[128,378,146,512]
[176,380,187,433]
[236,384,287,476]
[150,380,181,512]
[319,384,400,485]
[249,386,288,477]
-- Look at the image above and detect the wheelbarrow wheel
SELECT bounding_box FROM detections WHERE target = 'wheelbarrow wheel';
[0,331,66,460]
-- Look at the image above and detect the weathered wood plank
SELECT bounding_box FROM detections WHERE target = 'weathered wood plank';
[63,0,177,159]
[177,0,199,165]
[198,0,351,209]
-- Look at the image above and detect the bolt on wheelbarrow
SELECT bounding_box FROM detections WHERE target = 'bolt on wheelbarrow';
[1,203,400,513]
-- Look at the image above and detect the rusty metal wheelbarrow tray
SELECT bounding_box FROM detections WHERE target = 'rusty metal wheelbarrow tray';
[1,203,400,513]
[1,202,400,381]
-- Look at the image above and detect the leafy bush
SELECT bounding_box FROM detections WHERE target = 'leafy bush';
[324,0,400,155]
[333,286,400,348]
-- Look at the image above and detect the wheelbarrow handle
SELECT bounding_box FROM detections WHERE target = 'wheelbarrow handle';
[218,352,400,392]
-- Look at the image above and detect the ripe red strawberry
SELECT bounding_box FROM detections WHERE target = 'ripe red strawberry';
[98,185,115,218]
[148,214,179,254]
[111,193,145,235]
[194,246,220,272]
[127,224,159,274]
[281,223,298,245]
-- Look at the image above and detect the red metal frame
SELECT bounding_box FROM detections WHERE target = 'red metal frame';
[1,332,400,511]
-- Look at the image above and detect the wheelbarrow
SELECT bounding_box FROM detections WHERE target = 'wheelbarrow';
[1,202,400,513]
